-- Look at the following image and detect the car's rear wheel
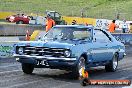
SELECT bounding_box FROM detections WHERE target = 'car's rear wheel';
[72,56,86,79]
[22,63,34,74]
[105,53,118,72]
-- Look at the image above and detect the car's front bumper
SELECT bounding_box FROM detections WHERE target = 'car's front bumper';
[13,54,77,69]
[13,54,76,61]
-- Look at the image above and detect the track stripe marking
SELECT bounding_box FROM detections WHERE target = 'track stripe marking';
[0,64,20,68]
[2,78,52,88]
[0,70,21,74]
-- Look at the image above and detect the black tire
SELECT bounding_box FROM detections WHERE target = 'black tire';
[22,63,34,74]
[105,53,118,72]
[80,78,91,86]
[16,21,23,24]
[72,56,86,79]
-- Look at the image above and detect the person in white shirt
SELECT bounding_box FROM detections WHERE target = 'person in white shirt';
[122,20,129,33]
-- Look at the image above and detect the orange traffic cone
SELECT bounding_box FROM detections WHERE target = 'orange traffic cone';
[25,30,30,41]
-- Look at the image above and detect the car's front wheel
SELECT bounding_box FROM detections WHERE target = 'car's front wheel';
[22,63,34,74]
[72,56,86,79]
[105,53,118,72]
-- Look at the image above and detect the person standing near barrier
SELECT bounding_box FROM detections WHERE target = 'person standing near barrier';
[45,14,55,32]
[108,20,118,33]
[72,20,77,25]
[122,20,129,33]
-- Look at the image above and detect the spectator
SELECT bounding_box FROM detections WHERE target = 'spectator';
[85,23,88,26]
[122,20,129,33]
[20,14,24,17]
[45,14,55,32]
[72,20,77,25]
[108,20,118,33]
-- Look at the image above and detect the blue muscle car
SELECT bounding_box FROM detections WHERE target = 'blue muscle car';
[13,25,126,77]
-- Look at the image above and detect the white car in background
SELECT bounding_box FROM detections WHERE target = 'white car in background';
[29,16,46,25]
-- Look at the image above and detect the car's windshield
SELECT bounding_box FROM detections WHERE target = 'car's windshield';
[42,27,91,41]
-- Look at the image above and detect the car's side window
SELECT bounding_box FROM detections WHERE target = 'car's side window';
[55,12,60,18]
[94,29,111,42]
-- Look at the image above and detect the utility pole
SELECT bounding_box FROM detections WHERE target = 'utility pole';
[115,5,120,20]
[81,8,84,18]
[80,4,98,18]
[80,7,90,18]
[116,13,120,19]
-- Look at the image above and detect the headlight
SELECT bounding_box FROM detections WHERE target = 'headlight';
[18,47,24,55]
[64,50,71,57]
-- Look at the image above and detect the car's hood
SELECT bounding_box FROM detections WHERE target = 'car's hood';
[17,40,79,49]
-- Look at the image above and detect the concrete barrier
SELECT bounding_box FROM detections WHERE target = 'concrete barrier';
[0,23,45,36]
[112,33,132,45]
[0,37,19,41]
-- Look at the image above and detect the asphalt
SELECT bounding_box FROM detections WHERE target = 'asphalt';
[0,46,132,88]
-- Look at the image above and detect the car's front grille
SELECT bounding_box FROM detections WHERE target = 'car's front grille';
[16,46,65,57]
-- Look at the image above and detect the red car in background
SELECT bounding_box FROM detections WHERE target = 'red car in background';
[6,14,31,24]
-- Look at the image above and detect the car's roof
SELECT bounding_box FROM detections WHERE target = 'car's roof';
[53,25,94,29]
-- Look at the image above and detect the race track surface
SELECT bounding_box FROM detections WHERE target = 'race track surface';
[0,46,132,88]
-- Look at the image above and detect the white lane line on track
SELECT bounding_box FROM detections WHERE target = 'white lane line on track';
[0,75,33,83]
[90,66,132,80]
[0,70,21,74]
[1,78,52,88]
[117,66,132,72]
[51,82,74,88]
[119,76,130,80]
[0,64,20,68]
